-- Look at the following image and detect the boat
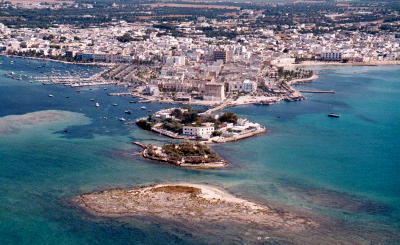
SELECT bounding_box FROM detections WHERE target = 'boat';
[112,103,118,106]
[48,94,54,97]
[119,117,126,122]
[95,102,100,107]
[129,100,136,103]
[90,98,95,101]
[124,110,132,114]
[141,106,147,110]
[65,96,70,98]
[328,113,340,118]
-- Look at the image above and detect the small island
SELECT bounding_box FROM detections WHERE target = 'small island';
[134,142,228,168]
[76,183,318,233]
[136,106,266,143]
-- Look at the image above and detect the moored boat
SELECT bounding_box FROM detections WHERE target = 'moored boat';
[328,113,340,118]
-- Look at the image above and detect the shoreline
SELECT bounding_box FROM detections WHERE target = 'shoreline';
[292,60,400,67]
[0,54,112,67]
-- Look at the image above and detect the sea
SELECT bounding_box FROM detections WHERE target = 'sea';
[0,56,399,244]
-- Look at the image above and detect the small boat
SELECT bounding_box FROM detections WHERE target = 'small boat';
[95,102,100,107]
[124,110,132,114]
[104,88,107,90]
[48,94,54,97]
[129,100,136,103]
[141,106,147,110]
[112,103,118,106]
[328,113,340,118]
[119,117,126,122]
[90,98,95,101]
[65,96,70,98]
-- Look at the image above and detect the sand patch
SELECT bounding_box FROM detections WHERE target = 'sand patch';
[0,110,87,135]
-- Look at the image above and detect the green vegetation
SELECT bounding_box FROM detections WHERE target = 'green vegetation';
[162,120,183,134]
[219,112,238,124]
[117,33,134,43]
[136,119,153,130]
[161,143,218,162]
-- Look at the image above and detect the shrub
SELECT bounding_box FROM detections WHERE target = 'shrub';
[136,119,152,130]
[219,112,238,123]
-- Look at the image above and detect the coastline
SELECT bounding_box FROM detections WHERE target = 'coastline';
[0,54,112,67]
[293,60,400,67]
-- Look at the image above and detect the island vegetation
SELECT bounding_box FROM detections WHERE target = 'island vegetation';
[135,142,227,168]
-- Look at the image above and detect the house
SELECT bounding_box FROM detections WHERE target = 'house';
[183,123,214,138]
[145,85,160,96]
[241,80,257,93]
[203,83,225,101]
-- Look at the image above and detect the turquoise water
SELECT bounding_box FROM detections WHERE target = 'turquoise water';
[0,57,399,244]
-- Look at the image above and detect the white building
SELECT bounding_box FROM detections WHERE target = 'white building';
[241,80,257,93]
[145,85,160,96]
[183,123,214,138]
[320,52,342,61]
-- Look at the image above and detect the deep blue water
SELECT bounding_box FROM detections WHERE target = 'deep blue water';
[0,56,399,244]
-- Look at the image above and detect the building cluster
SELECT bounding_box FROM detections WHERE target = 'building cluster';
[151,108,263,140]
[0,13,399,103]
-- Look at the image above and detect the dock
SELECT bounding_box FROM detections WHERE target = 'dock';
[108,92,131,96]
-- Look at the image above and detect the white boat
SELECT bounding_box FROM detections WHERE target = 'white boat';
[141,106,147,110]
[119,117,126,122]
[95,102,100,107]
[48,94,54,97]
[112,103,118,106]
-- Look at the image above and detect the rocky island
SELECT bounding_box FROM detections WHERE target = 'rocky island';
[76,183,318,234]
[134,142,228,168]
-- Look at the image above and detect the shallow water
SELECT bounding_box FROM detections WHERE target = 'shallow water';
[0,57,399,244]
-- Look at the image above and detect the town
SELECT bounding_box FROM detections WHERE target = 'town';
[0,0,399,107]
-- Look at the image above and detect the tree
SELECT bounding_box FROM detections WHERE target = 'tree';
[219,112,238,124]
[117,33,134,43]
[171,108,183,119]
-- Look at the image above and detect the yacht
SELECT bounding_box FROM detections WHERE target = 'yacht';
[95,102,100,107]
